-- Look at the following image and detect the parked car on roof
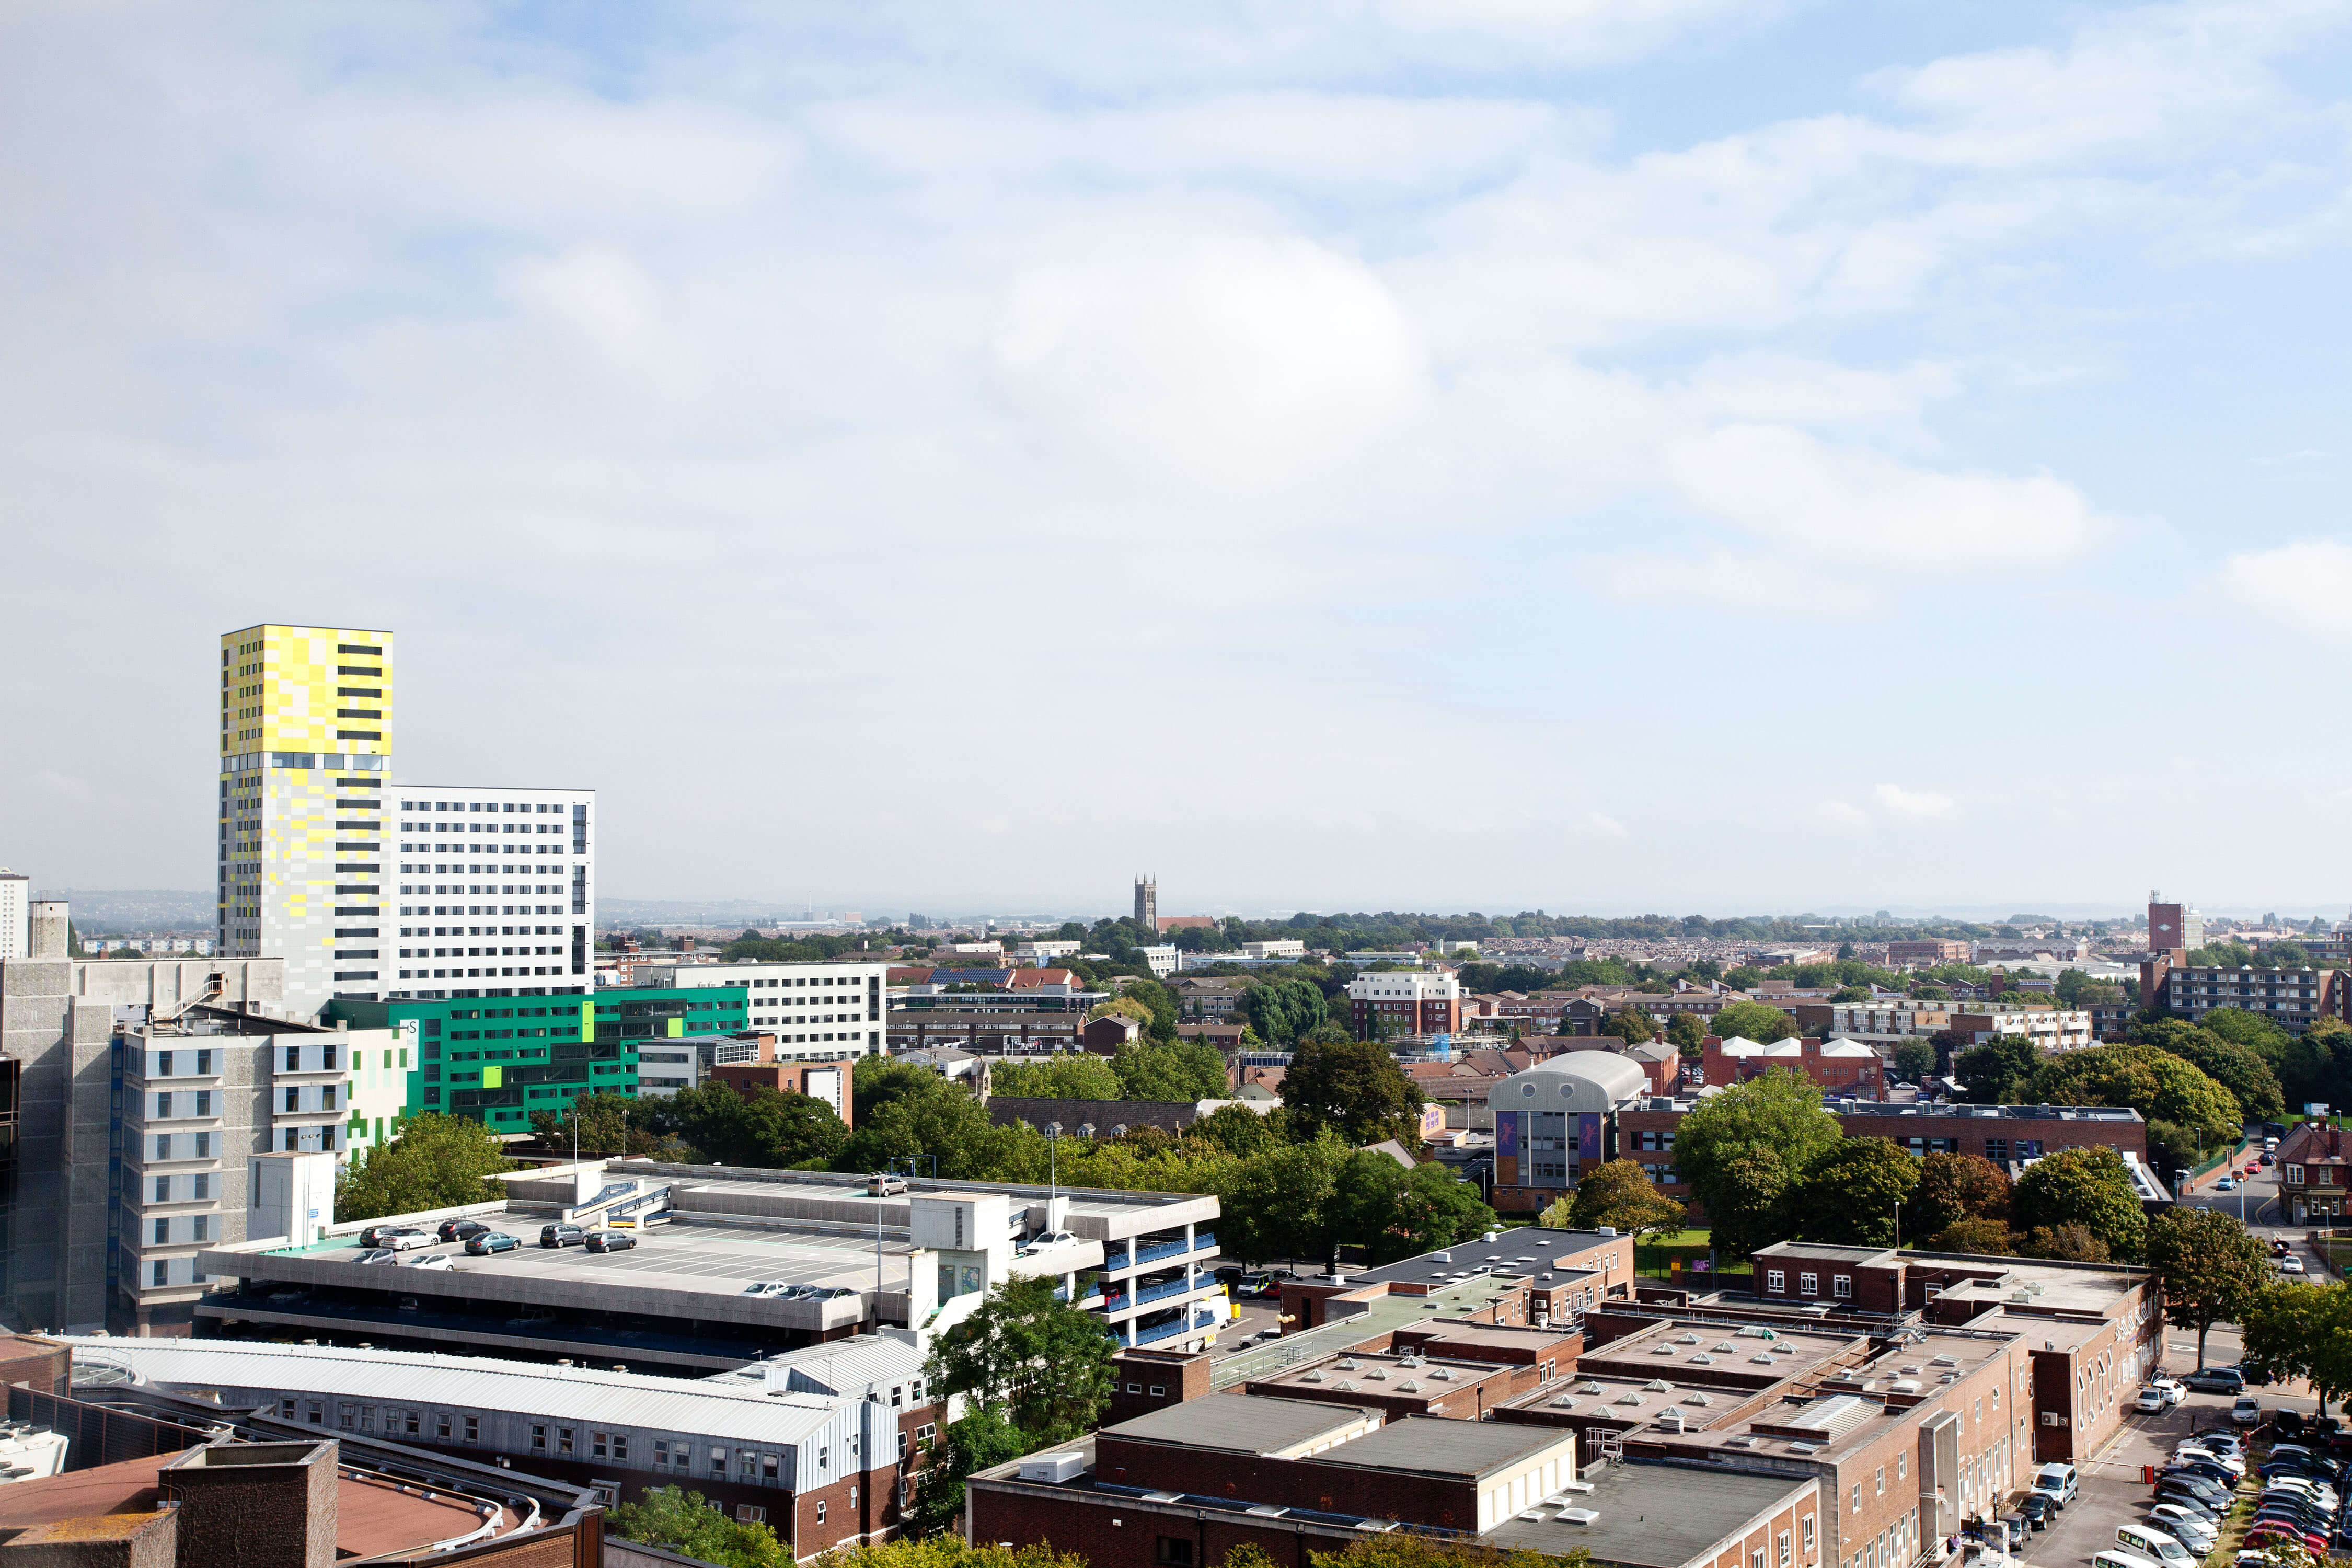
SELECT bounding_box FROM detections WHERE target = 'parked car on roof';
[585,1230,635,1254]
[463,1231,521,1255]
[437,1218,493,1243]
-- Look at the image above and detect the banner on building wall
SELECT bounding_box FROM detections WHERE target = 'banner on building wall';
[1496,1110,1518,1188]
[1579,1112,1602,1170]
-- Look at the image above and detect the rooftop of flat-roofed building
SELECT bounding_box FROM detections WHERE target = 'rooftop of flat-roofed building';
[1352,1226,1622,1288]
[1910,1253,2149,1316]
[1578,1318,1864,1380]
[1513,1369,1758,1431]
[1837,1102,2141,1122]
[1100,1393,1376,1458]
[1483,1458,1817,1568]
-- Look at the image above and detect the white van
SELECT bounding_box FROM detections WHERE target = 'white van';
[2116,1524,2196,1565]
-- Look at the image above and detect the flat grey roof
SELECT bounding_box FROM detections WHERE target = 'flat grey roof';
[1750,1242,1895,1264]
[1486,1459,1815,1568]
[1355,1227,1618,1287]
[1103,1394,1367,1456]
[1327,1416,1570,1479]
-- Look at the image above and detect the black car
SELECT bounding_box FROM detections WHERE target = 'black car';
[437,1218,493,1243]
[540,1223,585,1249]
[585,1230,636,1254]
[2157,1478,2230,1509]
[2018,1495,2054,1530]
[2183,1367,2246,1393]
[358,1224,408,1248]
[2171,1459,2236,1485]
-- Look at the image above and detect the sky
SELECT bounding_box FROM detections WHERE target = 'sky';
[4,1,2351,920]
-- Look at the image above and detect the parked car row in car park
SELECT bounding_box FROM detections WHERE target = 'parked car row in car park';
[740,1281,858,1301]
[351,1219,643,1260]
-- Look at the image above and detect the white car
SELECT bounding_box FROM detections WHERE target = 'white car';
[2277,1256,2307,1274]
[2149,1377,2188,1405]
[2176,1444,2245,1476]
[381,1228,437,1252]
[2149,1507,2217,1552]
[2136,1388,2169,1414]
[402,1252,456,1271]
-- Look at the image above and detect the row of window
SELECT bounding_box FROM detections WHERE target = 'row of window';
[1766,1269,1854,1299]
[2285,1164,2337,1186]
[406,821,573,834]
[153,1173,213,1202]
[401,801,581,815]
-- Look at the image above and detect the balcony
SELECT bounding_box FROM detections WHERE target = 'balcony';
[1130,1309,1218,1345]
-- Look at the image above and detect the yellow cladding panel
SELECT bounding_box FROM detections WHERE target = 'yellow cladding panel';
[218,624,394,755]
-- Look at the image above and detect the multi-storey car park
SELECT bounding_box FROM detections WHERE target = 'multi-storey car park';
[190,1160,1224,1371]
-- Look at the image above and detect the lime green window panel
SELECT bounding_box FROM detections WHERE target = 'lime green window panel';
[483,1065,503,1089]
[580,1002,594,1042]
[667,1017,684,1037]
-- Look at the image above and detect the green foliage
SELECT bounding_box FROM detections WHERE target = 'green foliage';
[1665,1011,1708,1054]
[1279,1037,1426,1147]
[818,1534,1089,1568]
[1953,1036,2040,1103]
[1925,1216,2015,1254]
[630,1083,849,1169]
[2025,1043,2243,1147]
[1216,1138,1351,1263]
[1110,1040,1229,1102]
[1890,1039,1935,1082]
[2281,1018,2352,1116]
[904,1409,1033,1539]
[1829,985,1873,1003]
[1328,1153,1497,1264]
[1671,1068,1841,1259]
[2019,1224,2110,1262]
[608,1487,789,1568]
[1564,1159,1687,1241]
[1602,1006,1656,1045]
[989,1056,1123,1101]
[2269,942,2312,967]
[2242,1280,2352,1412]
[2131,1019,2286,1121]
[2148,1205,2273,1367]
[856,1056,952,1122]
[1238,979,1330,1046]
[1908,1152,2011,1236]
[930,1277,1114,1441]
[721,934,877,964]
[2182,942,2255,969]
[335,1113,515,1223]
[1710,1001,1801,1044]
[1187,1103,1283,1157]
[1454,962,1583,995]
[2195,1007,2294,1063]
[1307,1533,1589,1568]
[842,1077,1030,1181]
[528,1090,660,1156]
[2011,1144,2147,1261]
[2141,1120,2202,1184]
[1795,1138,1920,1247]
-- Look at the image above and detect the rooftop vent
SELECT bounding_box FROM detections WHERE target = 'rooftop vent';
[1398,1356,1423,1369]
[1337,1358,1359,1371]
[1930,1354,1959,1367]
[1676,1332,1702,1344]
[1431,1367,1455,1381]
[1684,1392,1711,1407]
[1651,1345,1677,1356]
[1614,1392,1644,1407]
[1550,1395,1576,1409]
[1689,1354,1716,1365]
[1301,1370,1325,1383]
[1645,1379,1674,1392]
[1399,1380,1422,1393]
[1736,1325,1778,1340]
[1656,1409,1686,1433]
[1365,1367,1388,1381]
[1751,1354,1776,1365]
[1714,1341,1736,1353]
[1334,1380,1358,1392]
[1899,1365,1921,1376]
[1578,1381,1604,1394]
[1560,1508,1600,1526]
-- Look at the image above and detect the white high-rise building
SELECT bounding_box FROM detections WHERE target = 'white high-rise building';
[0,869,28,960]
[217,624,395,1018]
[386,784,595,1000]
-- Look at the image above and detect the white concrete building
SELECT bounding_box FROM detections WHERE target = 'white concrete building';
[1138,944,1179,978]
[667,959,891,1056]
[387,783,596,1000]
[0,870,26,960]
[1242,939,1307,960]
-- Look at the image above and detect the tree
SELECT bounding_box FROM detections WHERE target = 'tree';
[1603,1006,1656,1045]
[1891,1039,1935,1082]
[529,1090,653,1156]
[2270,942,2312,967]
[1217,1139,1350,1263]
[824,1536,1090,1568]
[1953,1036,2040,1104]
[1239,979,1330,1046]
[2132,1019,2286,1122]
[2011,1144,2147,1261]
[929,1277,1114,1442]
[607,1487,788,1568]
[2026,1043,2243,1149]
[1306,1534,1588,1568]
[2147,1205,2272,1369]
[1829,986,1873,1003]
[1280,1037,1426,1147]
[905,1409,1031,1539]
[1925,1216,2014,1254]
[1924,1028,1968,1073]
[2280,1018,2352,1117]
[990,1055,1122,1101]
[1088,995,1156,1027]
[2020,1224,2110,1262]
[2242,1281,2352,1414]
[1710,1001,1800,1044]
[335,1113,515,1222]
[1110,1040,1229,1102]
[1564,1159,1687,1242]
[1794,1139,1921,1248]
[1188,1103,1283,1157]
[1671,1069,1841,1258]
[1329,1154,1496,1264]
[1666,1011,1708,1056]
[1908,1152,2011,1237]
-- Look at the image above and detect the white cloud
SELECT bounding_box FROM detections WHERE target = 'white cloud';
[1661,424,2107,572]
[2222,540,2352,645]
[1874,783,1957,820]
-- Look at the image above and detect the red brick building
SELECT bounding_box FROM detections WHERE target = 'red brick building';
[1697,1037,1884,1097]
[2278,1120,2352,1223]
[709,1055,857,1125]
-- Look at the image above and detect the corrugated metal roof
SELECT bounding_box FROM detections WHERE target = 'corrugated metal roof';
[57,1336,847,1444]
[741,1335,925,1397]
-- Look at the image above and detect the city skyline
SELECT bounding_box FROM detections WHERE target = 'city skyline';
[6,5,2352,910]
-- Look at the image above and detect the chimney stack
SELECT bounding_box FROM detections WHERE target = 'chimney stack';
[159,1440,339,1568]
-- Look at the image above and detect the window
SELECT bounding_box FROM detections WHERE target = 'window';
[1766,1270,1785,1292]
[405,1411,419,1436]
[1800,1272,1817,1296]
[437,1415,452,1439]
[1156,1539,1194,1567]
[154,1218,169,1244]
[286,1046,301,1071]
[156,1092,172,1118]
[815,1502,826,1526]
[1876,1466,1884,1495]
[194,1173,210,1200]
[464,1416,479,1443]
[1780,1530,1792,1567]
[764,1454,780,1483]
[2288,1165,2305,1185]
[818,1446,828,1473]
[1834,1275,1853,1299]
[559,1428,574,1455]
[613,1434,628,1461]
[154,1134,171,1160]
[157,1052,174,1077]
[151,1261,168,1287]
[195,1132,210,1158]
[1805,1518,1816,1554]
[154,1175,172,1202]
[193,1216,209,1242]
[285,1088,300,1112]
[710,1446,727,1477]
[737,1506,767,1525]
[532,1425,547,1451]
[1851,1485,1861,1513]
[592,1432,606,1458]
[280,1398,296,1419]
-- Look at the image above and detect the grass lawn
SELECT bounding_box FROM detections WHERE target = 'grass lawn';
[1632,1228,1749,1284]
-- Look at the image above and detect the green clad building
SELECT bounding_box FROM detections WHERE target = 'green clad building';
[325,984,747,1135]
